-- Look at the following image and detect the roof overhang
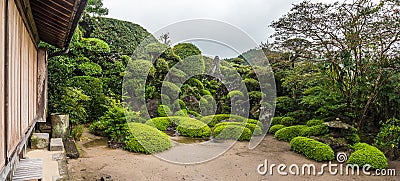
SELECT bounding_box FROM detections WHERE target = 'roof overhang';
[28,0,88,48]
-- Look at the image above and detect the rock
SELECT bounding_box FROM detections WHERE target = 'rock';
[51,114,69,138]
[323,121,352,130]
[310,136,349,152]
[64,139,79,159]
[50,138,64,151]
[100,175,113,181]
[30,133,49,149]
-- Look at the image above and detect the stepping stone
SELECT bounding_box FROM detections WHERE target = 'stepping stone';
[50,138,64,151]
[31,133,49,149]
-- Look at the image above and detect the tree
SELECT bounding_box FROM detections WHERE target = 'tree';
[271,0,400,129]
[159,32,171,45]
[85,0,109,17]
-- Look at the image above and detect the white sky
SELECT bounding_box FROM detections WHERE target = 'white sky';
[103,0,340,58]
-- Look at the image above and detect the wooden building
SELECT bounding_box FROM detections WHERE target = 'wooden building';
[0,0,87,179]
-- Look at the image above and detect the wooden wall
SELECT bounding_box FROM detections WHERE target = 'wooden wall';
[6,0,39,162]
[0,0,6,172]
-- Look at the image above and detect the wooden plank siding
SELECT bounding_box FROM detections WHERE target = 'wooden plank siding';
[0,0,6,172]
[7,0,38,158]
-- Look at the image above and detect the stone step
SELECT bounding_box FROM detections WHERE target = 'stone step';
[31,133,49,149]
[50,138,64,151]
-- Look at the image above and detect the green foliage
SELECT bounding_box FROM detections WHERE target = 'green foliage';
[85,0,109,17]
[80,38,110,55]
[188,110,201,117]
[157,105,172,117]
[215,122,262,136]
[227,90,244,98]
[174,109,189,117]
[78,62,102,76]
[70,124,85,140]
[346,127,360,144]
[375,118,400,159]
[176,55,205,76]
[271,117,283,126]
[173,43,201,60]
[176,118,211,138]
[274,125,307,142]
[268,124,286,134]
[285,110,309,123]
[59,87,91,125]
[290,137,335,162]
[306,119,324,127]
[146,43,168,55]
[161,81,181,95]
[280,117,298,126]
[199,114,260,127]
[124,123,172,154]
[213,124,252,141]
[200,89,212,96]
[145,117,172,131]
[275,96,296,116]
[243,78,260,92]
[348,143,388,169]
[301,124,329,137]
[186,78,204,90]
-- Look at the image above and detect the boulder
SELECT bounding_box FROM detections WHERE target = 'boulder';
[51,114,69,138]
[30,133,49,149]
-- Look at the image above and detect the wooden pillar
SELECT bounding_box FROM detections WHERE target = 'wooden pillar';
[37,48,47,122]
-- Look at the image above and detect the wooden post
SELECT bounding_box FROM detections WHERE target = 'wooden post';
[37,48,47,122]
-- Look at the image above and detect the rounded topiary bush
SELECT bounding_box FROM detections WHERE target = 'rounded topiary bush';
[188,110,201,117]
[200,114,261,128]
[271,117,283,126]
[174,109,189,117]
[306,119,324,127]
[125,123,172,154]
[290,136,335,162]
[246,119,264,130]
[157,105,172,117]
[215,122,262,136]
[301,124,329,137]
[268,124,286,134]
[347,143,388,169]
[213,124,252,141]
[176,119,211,138]
[145,117,172,131]
[274,125,307,142]
[280,117,298,126]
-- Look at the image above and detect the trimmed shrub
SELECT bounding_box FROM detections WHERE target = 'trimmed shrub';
[268,124,286,134]
[286,110,309,123]
[187,78,204,89]
[78,62,102,76]
[271,117,283,126]
[227,90,244,98]
[125,123,172,154]
[213,124,252,141]
[157,105,172,117]
[281,117,298,126]
[176,119,211,138]
[145,117,172,131]
[188,110,201,117]
[215,122,262,136]
[347,143,388,169]
[242,78,260,92]
[200,89,212,96]
[161,81,181,95]
[174,109,189,117]
[306,119,324,127]
[274,125,307,142]
[173,43,201,60]
[290,137,335,162]
[301,124,329,137]
[199,114,262,128]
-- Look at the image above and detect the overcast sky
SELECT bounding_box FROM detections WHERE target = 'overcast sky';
[103,0,339,58]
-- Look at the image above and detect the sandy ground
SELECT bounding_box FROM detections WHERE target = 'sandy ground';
[68,130,400,181]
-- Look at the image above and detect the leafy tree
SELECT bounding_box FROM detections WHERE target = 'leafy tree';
[271,0,400,129]
[172,43,202,60]
[85,0,109,17]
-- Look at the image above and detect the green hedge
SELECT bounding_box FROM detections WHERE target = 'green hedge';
[347,143,388,169]
[176,119,211,138]
[306,119,324,127]
[157,105,172,117]
[145,117,172,131]
[213,124,252,141]
[268,124,286,134]
[301,124,329,137]
[215,122,262,136]
[200,114,263,129]
[290,136,335,162]
[281,117,298,126]
[125,123,172,154]
[271,117,283,126]
[188,110,201,117]
[274,125,307,142]
[174,109,189,117]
